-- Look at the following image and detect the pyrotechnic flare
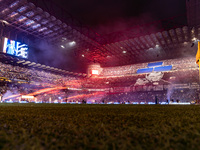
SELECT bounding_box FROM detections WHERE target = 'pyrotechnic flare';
[196,42,200,83]
[67,92,103,100]
[26,87,66,96]
[196,42,200,66]
[2,94,21,101]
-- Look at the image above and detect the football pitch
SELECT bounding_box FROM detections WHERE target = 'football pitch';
[0,103,199,150]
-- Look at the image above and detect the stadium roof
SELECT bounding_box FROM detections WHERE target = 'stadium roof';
[0,0,199,72]
[0,0,100,48]
[0,53,87,77]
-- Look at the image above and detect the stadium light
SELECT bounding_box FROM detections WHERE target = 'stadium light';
[82,54,84,57]
[61,45,65,48]
[62,37,67,41]
[123,50,127,53]
[192,37,197,42]
[69,41,76,46]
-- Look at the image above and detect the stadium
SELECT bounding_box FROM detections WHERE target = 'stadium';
[0,0,200,149]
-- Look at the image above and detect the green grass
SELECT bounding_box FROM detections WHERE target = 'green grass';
[0,104,200,149]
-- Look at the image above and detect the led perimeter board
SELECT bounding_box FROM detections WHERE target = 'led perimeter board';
[3,37,28,59]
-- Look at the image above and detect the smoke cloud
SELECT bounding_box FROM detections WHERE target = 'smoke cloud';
[29,40,87,72]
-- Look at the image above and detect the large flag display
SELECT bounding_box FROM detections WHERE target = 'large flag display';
[197,42,200,66]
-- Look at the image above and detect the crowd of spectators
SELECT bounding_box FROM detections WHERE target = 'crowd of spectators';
[100,89,199,104]
[100,57,198,77]
[82,70,199,89]
[0,62,80,87]
[0,62,82,102]
[0,56,199,103]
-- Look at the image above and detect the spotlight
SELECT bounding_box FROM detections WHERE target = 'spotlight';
[61,45,65,48]
[62,37,67,41]
[192,37,197,42]
[82,54,84,57]
[122,51,127,53]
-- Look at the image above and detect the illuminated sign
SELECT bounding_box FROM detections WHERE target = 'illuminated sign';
[92,70,99,75]
[3,37,28,59]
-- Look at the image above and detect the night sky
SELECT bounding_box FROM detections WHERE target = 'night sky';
[52,0,186,35]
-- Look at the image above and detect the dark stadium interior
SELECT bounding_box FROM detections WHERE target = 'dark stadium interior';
[0,0,199,102]
[0,0,200,149]
[28,0,190,72]
[0,0,194,73]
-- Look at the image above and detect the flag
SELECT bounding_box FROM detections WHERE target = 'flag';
[196,42,200,65]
